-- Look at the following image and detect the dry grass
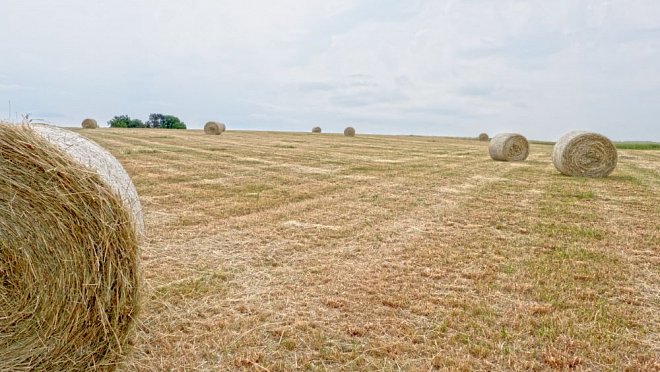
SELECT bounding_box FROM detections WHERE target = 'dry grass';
[76,128,660,371]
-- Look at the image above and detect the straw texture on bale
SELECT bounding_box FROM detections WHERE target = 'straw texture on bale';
[478,133,489,141]
[81,118,98,129]
[552,131,618,178]
[488,133,530,162]
[344,127,356,137]
[31,124,144,235]
[204,121,226,135]
[312,126,322,133]
[0,123,141,370]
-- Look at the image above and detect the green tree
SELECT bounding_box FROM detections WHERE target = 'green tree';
[108,115,130,128]
[146,113,164,128]
[110,113,185,129]
[108,115,146,128]
[127,118,145,128]
[162,115,186,129]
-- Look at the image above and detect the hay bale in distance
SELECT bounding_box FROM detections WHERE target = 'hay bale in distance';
[204,121,226,135]
[81,118,98,129]
[552,131,618,177]
[344,127,356,137]
[0,123,142,370]
[478,133,489,141]
[489,133,530,162]
[312,126,322,133]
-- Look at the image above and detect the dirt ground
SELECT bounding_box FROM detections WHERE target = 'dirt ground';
[77,128,659,371]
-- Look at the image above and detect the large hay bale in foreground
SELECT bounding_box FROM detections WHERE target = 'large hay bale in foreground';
[478,133,489,141]
[552,131,618,177]
[489,133,529,161]
[81,118,98,129]
[312,126,322,133]
[204,121,226,135]
[344,127,356,137]
[0,123,142,370]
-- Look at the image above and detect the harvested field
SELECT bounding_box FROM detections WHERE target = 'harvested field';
[76,128,659,371]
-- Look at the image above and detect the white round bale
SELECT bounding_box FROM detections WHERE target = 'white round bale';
[552,131,618,178]
[204,121,226,135]
[489,133,530,162]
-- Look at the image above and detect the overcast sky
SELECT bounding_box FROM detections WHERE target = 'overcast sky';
[1,0,659,140]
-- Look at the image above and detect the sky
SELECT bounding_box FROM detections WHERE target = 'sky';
[1,0,659,141]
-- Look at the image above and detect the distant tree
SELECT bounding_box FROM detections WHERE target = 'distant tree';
[147,113,186,129]
[127,118,145,128]
[109,113,185,129]
[162,115,186,129]
[108,115,130,128]
[145,113,165,128]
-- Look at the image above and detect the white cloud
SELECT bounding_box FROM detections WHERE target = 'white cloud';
[0,84,27,92]
[1,0,659,140]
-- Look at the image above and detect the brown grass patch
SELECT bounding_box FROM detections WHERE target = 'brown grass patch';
[74,129,659,370]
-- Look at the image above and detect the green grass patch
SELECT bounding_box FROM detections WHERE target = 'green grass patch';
[349,165,388,173]
[154,271,228,300]
[535,223,606,241]
[238,183,271,195]
[563,190,596,200]
[549,246,609,262]
[530,140,555,146]
[615,142,660,150]
[121,147,161,155]
[608,174,645,186]
[148,135,175,139]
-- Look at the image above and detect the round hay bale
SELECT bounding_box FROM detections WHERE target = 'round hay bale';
[81,118,98,129]
[0,123,142,370]
[552,131,618,177]
[488,133,529,162]
[312,126,322,133]
[204,121,226,135]
[478,133,489,141]
[344,127,356,137]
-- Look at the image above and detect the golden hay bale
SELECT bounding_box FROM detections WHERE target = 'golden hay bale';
[204,121,226,135]
[0,123,142,370]
[81,118,98,129]
[344,127,356,137]
[312,126,322,133]
[552,131,618,177]
[478,133,489,141]
[488,133,530,162]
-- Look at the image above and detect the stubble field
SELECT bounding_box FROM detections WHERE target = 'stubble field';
[77,128,659,371]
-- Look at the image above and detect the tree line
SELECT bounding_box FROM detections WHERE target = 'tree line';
[108,113,186,129]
